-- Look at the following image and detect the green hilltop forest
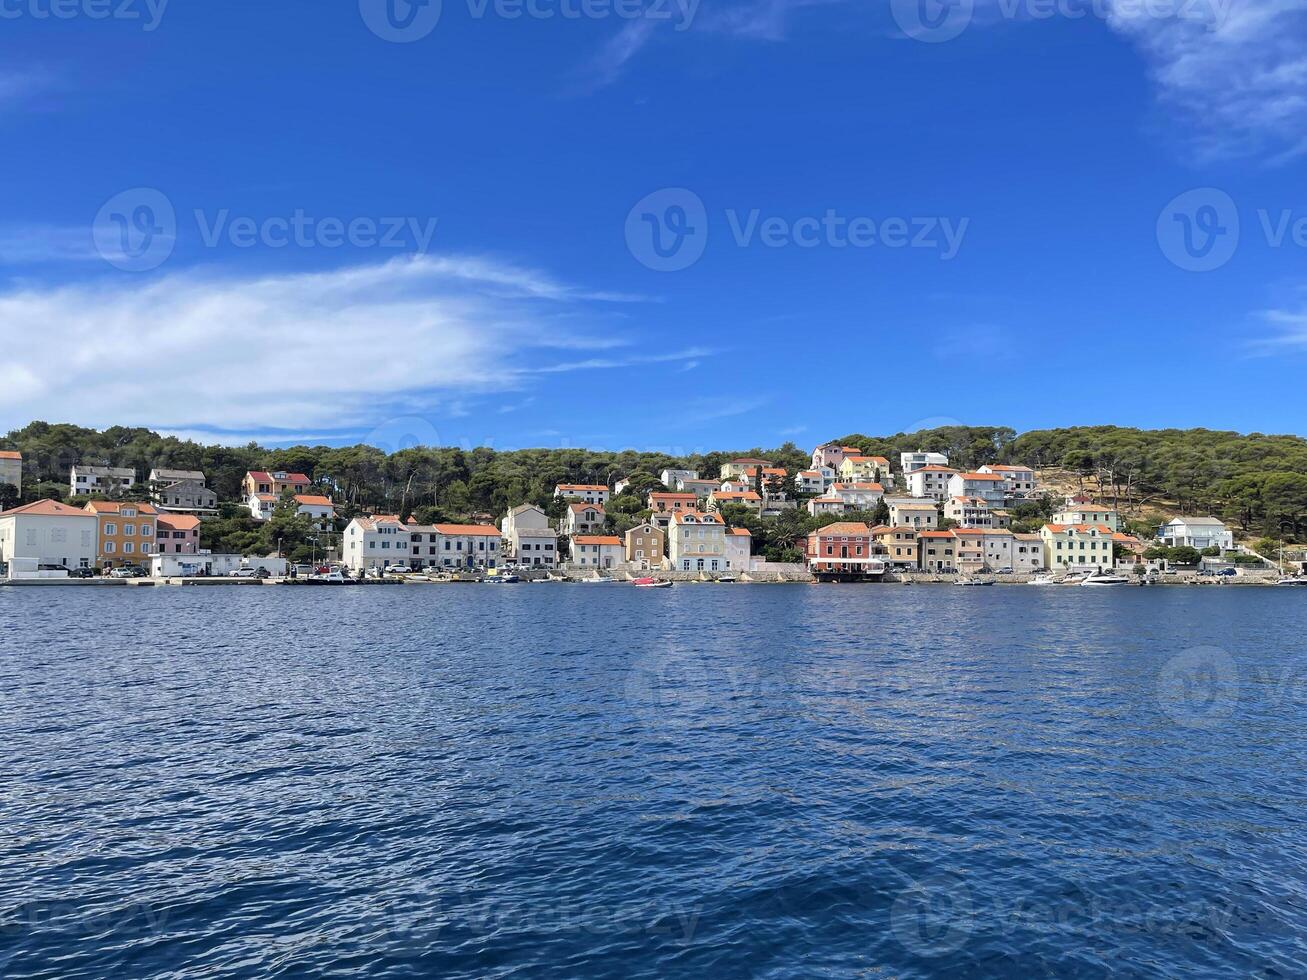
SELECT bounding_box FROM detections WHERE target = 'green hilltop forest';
[3,421,1306,562]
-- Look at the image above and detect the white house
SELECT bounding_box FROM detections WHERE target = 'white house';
[660,468,698,488]
[570,535,623,568]
[812,444,861,470]
[512,527,558,567]
[246,493,279,521]
[830,482,884,510]
[343,514,411,572]
[1157,517,1233,552]
[947,472,1007,508]
[293,494,336,526]
[409,523,502,570]
[900,451,949,474]
[796,470,827,495]
[563,502,605,536]
[70,464,135,497]
[978,464,1037,497]
[554,484,610,506]
[807,496,846,516]
[502,503,557,565]
[677,477,718,498]
[945,496,995,528]
[0,500,98,574]
[725,527,753,572]
[669,510,731,572]
[907,466,959,502]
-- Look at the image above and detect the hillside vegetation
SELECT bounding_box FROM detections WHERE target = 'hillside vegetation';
[3,421,1306,542]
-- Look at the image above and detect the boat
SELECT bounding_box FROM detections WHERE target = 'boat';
[632,577,672,588]
[1027,574,1056,586]
[305,569,351,584]
[1276,576,1307,587]
[1081,573,1131,586]
[484,571,520,584]
[956,577,995,586]
[715,575,737,584]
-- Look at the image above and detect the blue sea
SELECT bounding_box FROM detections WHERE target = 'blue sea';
[2,584,1305,978]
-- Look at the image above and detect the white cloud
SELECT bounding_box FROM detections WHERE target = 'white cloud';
[1250,303,1307,353]
[0,254,680,433]
[1098,0,1307,162]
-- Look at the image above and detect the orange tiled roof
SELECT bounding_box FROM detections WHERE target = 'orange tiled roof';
[814,522,872,535]
[433,524,501,536]
[293,494,334,507]
[572,535,622,545]
[0,450,20,460]
[569,501,605,513]
[557,484,608,492]
[157,514,200,531]
[1,499,96,518]
[83,501,158,515]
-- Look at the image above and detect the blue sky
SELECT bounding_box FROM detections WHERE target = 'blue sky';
[2,0,1307,452]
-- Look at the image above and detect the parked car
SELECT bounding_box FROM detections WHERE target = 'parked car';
[1216,567,1238,577]
[68,567,97,579]
[109,565,147,579]
[230,567,270,578]
[386,564,413,574]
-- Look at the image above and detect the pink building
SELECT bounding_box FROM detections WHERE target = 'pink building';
[156,514,201,554]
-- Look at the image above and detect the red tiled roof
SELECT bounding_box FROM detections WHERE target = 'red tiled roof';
[0,450,20,460]
[573,535,622,545]
[294,495,334,507]
[813,522,872,535]
[556,484,608,492]
[569,502,605,513]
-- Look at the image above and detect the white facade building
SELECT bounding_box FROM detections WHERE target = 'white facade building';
[554,484,610,506]
[889,500,938,529]
[1157,517,1233,551]
[0,500,98,574]
[978,464,1037,497]
[900,451,949,474]
[408,524,501,570]
[660,468,698,488]
[70,464,135,497]
[907,466,958,502]
[947,472,1007,508]
[570,535,623,568]
[343,514,411,572]
[669,510,731,572]
[725,528,753,572]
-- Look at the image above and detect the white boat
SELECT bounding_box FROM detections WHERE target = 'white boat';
[1276,576,1307,587]
[1027,574,1056,586]
[1081,573,1131,586]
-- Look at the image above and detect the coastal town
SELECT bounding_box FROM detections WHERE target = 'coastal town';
[1,441,1301,586]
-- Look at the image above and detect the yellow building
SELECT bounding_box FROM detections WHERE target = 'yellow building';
[838,455,890,483]
[83,500,159,568]
[1040,523,1115,571]
[872,525,918,568]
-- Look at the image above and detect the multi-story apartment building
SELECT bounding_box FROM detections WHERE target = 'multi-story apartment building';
[900,451,949,474]
[70,464,135,497]
[668,510,730,572]
[625,522,665,568]
[0,500,98,573]
[83,500,158,568]
[907,466,959,502]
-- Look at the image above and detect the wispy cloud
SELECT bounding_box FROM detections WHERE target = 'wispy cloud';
[0,67,56,111]
[0,254,662,433]
[1249,303,1307,354]
[1098,0,1307,162]
[583,0,840,88]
